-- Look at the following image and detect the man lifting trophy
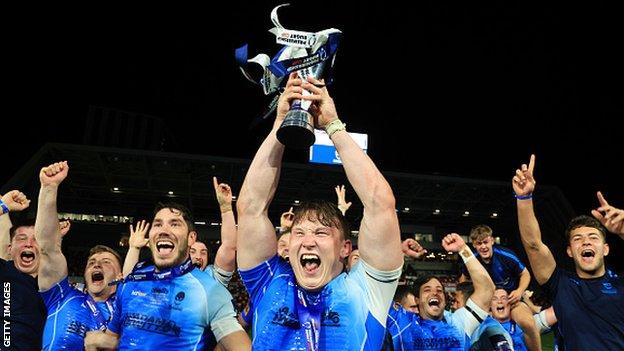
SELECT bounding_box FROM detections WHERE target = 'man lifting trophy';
[235,4,341,148]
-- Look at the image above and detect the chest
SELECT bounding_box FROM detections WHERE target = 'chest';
[254,280,367,350]
[404,319,464,350]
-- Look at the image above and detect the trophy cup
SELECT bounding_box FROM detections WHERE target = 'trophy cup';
[235,4,341,148]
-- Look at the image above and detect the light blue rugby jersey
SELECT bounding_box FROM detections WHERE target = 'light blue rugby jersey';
[386,299,489,351]
[240,255,401,351]
[41,276,115,350]
[499,320,525,351]
[107,264,241,350]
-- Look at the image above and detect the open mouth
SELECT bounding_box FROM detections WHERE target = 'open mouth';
[581,249,595,258]
[300,254,321,274]
[156,240,175,256]
[192,259,203,268]
[428,298,441,308]
[20,251,36,263]
[496,306,505,312]
[580,249,595,263]
[91,271,105,284]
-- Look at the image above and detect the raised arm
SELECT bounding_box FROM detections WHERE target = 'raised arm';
[513,154,556,284]
[442,233,494,311]
[401,238,427,259]
[591,191,624,239]
[35,161,69,291]
[122,220,150,277]
[303,76,402,271]
[236,73,301,269]
[213,177,237,272]
[0,190,31,260]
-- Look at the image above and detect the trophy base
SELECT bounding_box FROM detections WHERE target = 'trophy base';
[276,110,316,148]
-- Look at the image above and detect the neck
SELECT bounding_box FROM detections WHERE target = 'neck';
[155,257,188,273]
[90,290,112,302]
[575,265,606,279]
[496,317,510,323]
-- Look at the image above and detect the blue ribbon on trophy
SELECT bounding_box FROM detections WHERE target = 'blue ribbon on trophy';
[235,3,341,148]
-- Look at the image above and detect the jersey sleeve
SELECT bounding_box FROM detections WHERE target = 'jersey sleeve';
[238,255,285,315]
[498,247,526,276]
[449,297,489,337]
[206,280,243,342]
[210,264,234,287]
[347,258,402,327]
[39,275,74,310]
[540,267,562,301]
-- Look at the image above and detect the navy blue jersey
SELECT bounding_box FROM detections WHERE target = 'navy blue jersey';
[240,256,400,350]
[542,268,624,351]
[0,258,46,351]
[461,246,525,292]
[40,276,115,350]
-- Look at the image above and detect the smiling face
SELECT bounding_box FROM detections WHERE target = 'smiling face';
[490,288,511,322]
[149,207,196,270]
[190,241,209,270]
[9,225,39,277]
[567,226,608,278]
[289,210,349,291]
[84,248,122,300]
[417,277,446,320]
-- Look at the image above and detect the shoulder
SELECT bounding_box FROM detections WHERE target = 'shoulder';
[188,268,227,292]
[493,245,519,257]
[493,246,523,263]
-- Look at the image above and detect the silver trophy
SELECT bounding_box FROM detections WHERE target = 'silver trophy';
[276,58,328,148]
[236,4,341,149]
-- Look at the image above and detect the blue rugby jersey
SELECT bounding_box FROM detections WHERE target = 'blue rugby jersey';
[240,256,401,350]
[40,276,115,350]
[461,246,525,292]
[386,299,489,350]
[108,265,242,350]
[499,320,525,351]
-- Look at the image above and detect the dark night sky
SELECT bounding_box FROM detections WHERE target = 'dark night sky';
[4,1,623,217]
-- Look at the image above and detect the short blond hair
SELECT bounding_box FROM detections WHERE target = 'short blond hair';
[469,224,493,243]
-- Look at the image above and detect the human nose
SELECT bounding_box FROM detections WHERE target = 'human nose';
[301,233,317,248]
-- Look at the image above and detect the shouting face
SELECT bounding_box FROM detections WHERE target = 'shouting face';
[190,241,209,270]
[149,208,196,270]
[9,226,39,277]
[418,277,446,320]
[567,226,609,278]
[84,251,122,300]
[289,214,349,291]
[490,288,511,322]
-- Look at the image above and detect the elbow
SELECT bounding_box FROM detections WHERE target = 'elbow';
[522,238,542,252]
[236,196,265,218]
[363,181,396,212]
